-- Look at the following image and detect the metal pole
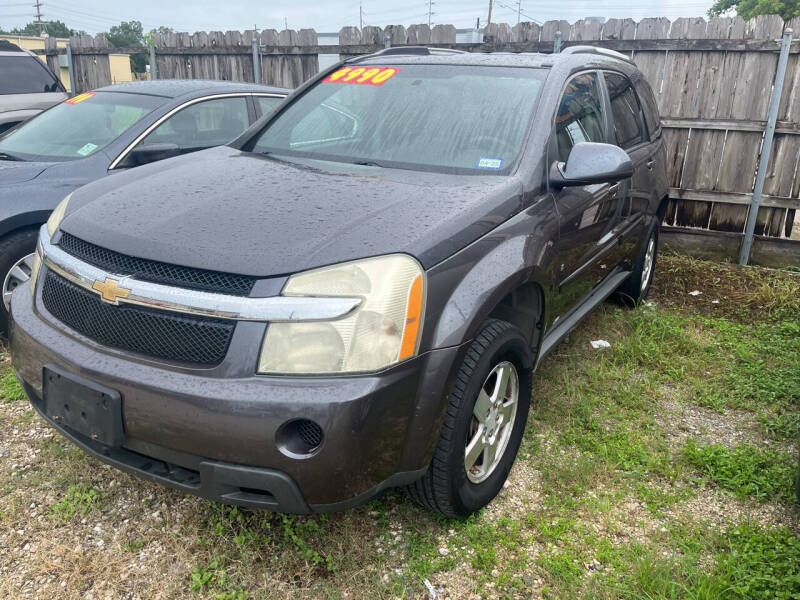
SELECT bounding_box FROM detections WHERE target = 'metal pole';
[487,0,493,25]
[251,38,261,84]
[554,31,562,53]
[739,28,793,265]
[149,43,158,80]
[65,42,76,96]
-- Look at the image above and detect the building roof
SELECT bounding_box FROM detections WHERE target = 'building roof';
[94,79,289,98]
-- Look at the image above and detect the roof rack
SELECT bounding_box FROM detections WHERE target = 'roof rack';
[560,45,634,64]
[368,46,469,57]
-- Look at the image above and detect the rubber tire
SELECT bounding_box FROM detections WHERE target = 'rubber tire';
[406,319,532,517]
[0,228,39,336]
[614,221,659,307]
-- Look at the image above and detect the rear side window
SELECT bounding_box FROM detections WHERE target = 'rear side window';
[604,72,645,149]
[631,71,661,139]
[0,56,61,94]
[555,72,605,163]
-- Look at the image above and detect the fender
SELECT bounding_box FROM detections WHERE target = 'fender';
[399,197,559,471]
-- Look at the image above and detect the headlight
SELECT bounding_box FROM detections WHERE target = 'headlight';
[46,193,72,237]
[258,254,425,374]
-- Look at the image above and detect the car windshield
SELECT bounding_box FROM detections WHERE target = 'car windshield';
[251,64,546,174]
[0,91,162,161]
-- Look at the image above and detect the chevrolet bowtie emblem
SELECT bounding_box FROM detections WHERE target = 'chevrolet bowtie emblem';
[92,277,131,305]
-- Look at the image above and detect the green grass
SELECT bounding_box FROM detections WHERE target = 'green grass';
[0,369,25,403]
[50,483,105,521]
[684,439,797,503]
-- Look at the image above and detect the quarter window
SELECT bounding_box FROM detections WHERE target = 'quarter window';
[604,72,645,149]
[141,96,249,153]
[555,72,605,163]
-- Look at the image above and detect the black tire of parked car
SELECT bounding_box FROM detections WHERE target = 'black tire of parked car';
[406,319,532,517]
[613,220,659,307]
[0,228,40,335]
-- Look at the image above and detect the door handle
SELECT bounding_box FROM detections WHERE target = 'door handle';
[647,159,656,170]
[608,183,620,194]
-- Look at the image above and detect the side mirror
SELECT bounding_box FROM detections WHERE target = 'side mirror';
[127,143,181,166]
[550,142,634,189]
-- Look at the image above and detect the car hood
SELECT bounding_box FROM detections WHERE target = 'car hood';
[0,160,48,184]
[62,146,524,277]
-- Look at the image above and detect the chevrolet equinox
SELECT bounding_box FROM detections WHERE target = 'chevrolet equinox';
[11,46,668,517]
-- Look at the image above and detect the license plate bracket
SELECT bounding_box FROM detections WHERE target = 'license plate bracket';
[43,365,123,448]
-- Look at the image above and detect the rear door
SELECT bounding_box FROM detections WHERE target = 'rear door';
[602,70,657,261]
[550,71,624,319]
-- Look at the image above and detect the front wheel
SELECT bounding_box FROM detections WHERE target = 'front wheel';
[0,228,40,335]
[406,319,532,517]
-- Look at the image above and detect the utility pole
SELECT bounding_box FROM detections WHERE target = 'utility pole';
[33,0,46,35]
[517,0,521,24]
[427,0,434,28]
[487,0,493,25]
[284,16,288,30]
[359,2,363,30]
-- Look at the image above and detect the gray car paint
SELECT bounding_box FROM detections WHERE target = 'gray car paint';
[10,51,669,511]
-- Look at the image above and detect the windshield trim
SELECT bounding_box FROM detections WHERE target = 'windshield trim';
[241,63,548,177]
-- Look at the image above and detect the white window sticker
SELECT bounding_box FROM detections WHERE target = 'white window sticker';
[476,157,503,170]
[77,143,98,157]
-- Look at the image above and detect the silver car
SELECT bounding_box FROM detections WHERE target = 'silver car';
[0,40,67,135]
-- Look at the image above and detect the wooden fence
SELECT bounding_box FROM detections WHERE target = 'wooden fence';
[35,15,800,267]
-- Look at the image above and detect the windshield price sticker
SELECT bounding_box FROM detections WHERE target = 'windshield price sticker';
[323,66,400,86]
[64,92,96,105]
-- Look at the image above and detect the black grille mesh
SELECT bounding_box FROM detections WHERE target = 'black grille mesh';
[58,232,255,296]
[296,419,324,449]
[42,271,234,365]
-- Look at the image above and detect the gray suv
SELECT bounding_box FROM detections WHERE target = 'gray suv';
[0,41,66,135]
[11,46,669,517]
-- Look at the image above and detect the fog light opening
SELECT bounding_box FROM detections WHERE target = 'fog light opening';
[276,419,324,458]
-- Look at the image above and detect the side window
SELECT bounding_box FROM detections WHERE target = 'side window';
[555,72,605,163]
[140,97,249,153]
[604,72,646,149]
[631,72,661,139]
[256,96,283,116]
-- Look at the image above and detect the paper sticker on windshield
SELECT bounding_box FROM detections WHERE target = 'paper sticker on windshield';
[476,157,503,170]
[323,66,400,86]
[77,142,98,156]
[64,92,96,105]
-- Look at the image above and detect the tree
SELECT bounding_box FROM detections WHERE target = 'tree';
[105,20,144,48]
[709,0,800,20]
[5,20,77,37]
[102,20,146,73]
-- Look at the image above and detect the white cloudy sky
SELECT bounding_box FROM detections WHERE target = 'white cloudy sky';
[1,0,718,35]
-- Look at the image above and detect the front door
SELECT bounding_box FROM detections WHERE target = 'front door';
[550,71,624,321]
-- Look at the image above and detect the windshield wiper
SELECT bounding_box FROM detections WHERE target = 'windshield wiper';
[0,152,23,162]
[351,160,386,168]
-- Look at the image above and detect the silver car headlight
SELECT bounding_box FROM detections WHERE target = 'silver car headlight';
[258,254,425,375]
[47,193,72,237]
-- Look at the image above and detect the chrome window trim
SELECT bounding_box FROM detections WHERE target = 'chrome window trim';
[108,92,287,170]
[37,226,360,323]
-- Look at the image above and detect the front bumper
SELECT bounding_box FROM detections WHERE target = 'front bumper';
[10,283,462,512]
